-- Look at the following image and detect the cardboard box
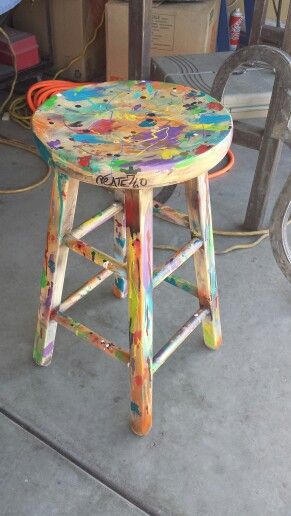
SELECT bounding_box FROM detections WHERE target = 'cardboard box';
[106,0,220,81]
[12,0,50,59]
[267,0,289,23]
[13,0,107,81]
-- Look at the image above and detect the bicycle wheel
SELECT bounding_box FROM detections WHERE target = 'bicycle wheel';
[270,174,291,282]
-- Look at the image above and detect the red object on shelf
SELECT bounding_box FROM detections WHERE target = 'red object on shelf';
[229,8,243,50]
[0,27,40,71]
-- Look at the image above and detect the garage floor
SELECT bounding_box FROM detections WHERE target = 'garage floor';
[1,120,291,516]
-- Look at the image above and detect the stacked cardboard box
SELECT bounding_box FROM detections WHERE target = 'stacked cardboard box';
[106,0,220,80]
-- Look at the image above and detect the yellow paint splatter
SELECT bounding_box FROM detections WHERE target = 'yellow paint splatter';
[160,148,181,159]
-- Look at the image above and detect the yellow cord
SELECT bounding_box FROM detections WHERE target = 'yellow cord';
[53,10,105,80]
[154,225,270,255]
[215,234,269,254]
[0,27,18,115]
[0,136,51,194]
[9,96,31,129]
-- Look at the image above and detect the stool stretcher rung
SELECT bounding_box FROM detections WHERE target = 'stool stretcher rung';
[64,234,127,277]
[154,201,190,229]
[59,270,113,313]
[51,312,129,364]
[71,202,123,240]
[153,238,202,288]
[164,274,198,297]
[152,308,210,373]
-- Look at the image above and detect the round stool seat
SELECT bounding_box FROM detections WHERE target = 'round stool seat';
[32,80,232,189]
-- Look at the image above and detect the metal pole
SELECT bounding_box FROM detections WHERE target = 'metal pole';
[128,0,152,80]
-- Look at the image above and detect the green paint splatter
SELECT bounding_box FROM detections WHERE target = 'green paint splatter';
[41,95,58,110]
[40,269,47,288]
[174,155,195,170]
[115,350,128,364]
[110,158,130,170]
[33,346,42,364]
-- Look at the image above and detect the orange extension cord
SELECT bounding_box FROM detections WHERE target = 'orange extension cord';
[26,80,235,180]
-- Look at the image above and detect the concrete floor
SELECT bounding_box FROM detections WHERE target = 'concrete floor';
[1,120,291,516]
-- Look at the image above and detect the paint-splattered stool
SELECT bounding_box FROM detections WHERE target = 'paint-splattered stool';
[32,81,232,436]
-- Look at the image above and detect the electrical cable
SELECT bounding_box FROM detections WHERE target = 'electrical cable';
[154,228,270,255]
[0,26,18,115]
[0,134,50,194]
[209,149,234,179]
[53,10,105,80]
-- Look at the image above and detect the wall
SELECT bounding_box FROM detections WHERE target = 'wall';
[267,0,289,22]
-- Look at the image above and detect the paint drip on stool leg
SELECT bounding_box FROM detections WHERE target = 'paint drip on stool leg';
[126,189,153,436]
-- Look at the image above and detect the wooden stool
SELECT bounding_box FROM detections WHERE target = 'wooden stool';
[32,81,232,436]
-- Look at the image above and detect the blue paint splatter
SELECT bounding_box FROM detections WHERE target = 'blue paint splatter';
[70,134,107,143]
[139,120,157,127]
[185,130,198,140]
[63,87,107,101]
[198,114,231,124]
[89,102,113,113]
[131,401,141,416]
[115,277,126,293]
[146,83,154,95]
[116,237,126,248]
[90,161,101,173]
[48,256,55,273]
[186,90,206,98]
[33,136,51,164]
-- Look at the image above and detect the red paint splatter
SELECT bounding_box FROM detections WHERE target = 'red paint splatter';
[135,375,143,386]
[89,119,119,134]
[76,241,86,252]
[133,239,141,256]
[133,330,142,342]
[195,144,211,155]
[125,193,140,230]
[78,155,91,167]
[207,102,223,111]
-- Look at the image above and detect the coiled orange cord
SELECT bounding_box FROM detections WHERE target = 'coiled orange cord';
[209,148,234,180]
[26,80,88,112]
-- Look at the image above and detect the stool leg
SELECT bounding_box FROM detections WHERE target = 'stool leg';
[185,174,222,350]
[126,189,153,436]
[113,191,127,298]
[33,170,79,366]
